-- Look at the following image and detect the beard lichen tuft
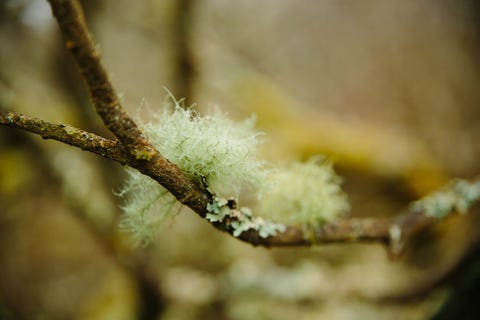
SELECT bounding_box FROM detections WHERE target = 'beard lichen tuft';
[118,95,350,246]
[118,96,267,245]
[118,168,178,247]
[142,100,267,198]
[256,157,349,228]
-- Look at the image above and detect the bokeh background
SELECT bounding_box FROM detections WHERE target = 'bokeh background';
[1,0,480,319]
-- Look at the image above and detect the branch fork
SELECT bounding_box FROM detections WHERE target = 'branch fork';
[1,0,479,257]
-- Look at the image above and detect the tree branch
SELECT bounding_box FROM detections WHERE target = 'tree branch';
[0,109,129,164]
[0,106,394,248]
[47,0,212,215]
[221,175,480,256]
[236,217,391,246]
[47,0,146,155]
[2,0,476,256]
[2,106,479,255]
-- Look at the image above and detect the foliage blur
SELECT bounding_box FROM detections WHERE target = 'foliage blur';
[1,0,480,319]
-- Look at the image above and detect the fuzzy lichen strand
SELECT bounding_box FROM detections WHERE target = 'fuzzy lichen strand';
[118,168,177,246]
[118,98,267,245]
[257,157,349,228]
[142,101,266,198]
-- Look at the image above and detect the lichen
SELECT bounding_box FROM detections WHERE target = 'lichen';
[206,197,231,223]
[118,168,178,246]
[141,98,267,198]
[256,157,349,228]
[118,95,352,246]
[411,178,480,219]
[206,196,286,238]
[118,95,267,245]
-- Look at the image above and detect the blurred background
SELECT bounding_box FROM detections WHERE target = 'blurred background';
[1,0,480,319]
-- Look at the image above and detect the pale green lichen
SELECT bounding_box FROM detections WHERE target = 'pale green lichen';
[206,197,231,223]
[142,99,266,198]
[206,196,286,238]
[411,179,480,219]
[118,96,267,245]
[118,95,352,245]
[257,157,349,228]
[118,168,178,246]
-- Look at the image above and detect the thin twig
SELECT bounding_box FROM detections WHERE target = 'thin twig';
[2,107,479,253]
[1,0,399,244]
[47,0,212,215]
[223,177,480,254]
[0,110,128,164]
[47,0,147,155]
[2,0,476,255]
[236,217,391,246]
[0,109,391,247]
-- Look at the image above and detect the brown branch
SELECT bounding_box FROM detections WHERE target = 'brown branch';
[0,0,459,255]
[0,109,128,164]
[2,107,479,255]
[234,175,480,257]
[0,102,394,246]
[236,217,391,246]
[47,0,212,215]
[45,0,394,248]
[47,0,147,156]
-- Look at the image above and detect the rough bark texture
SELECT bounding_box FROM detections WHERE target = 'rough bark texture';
[0,110,129,164]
